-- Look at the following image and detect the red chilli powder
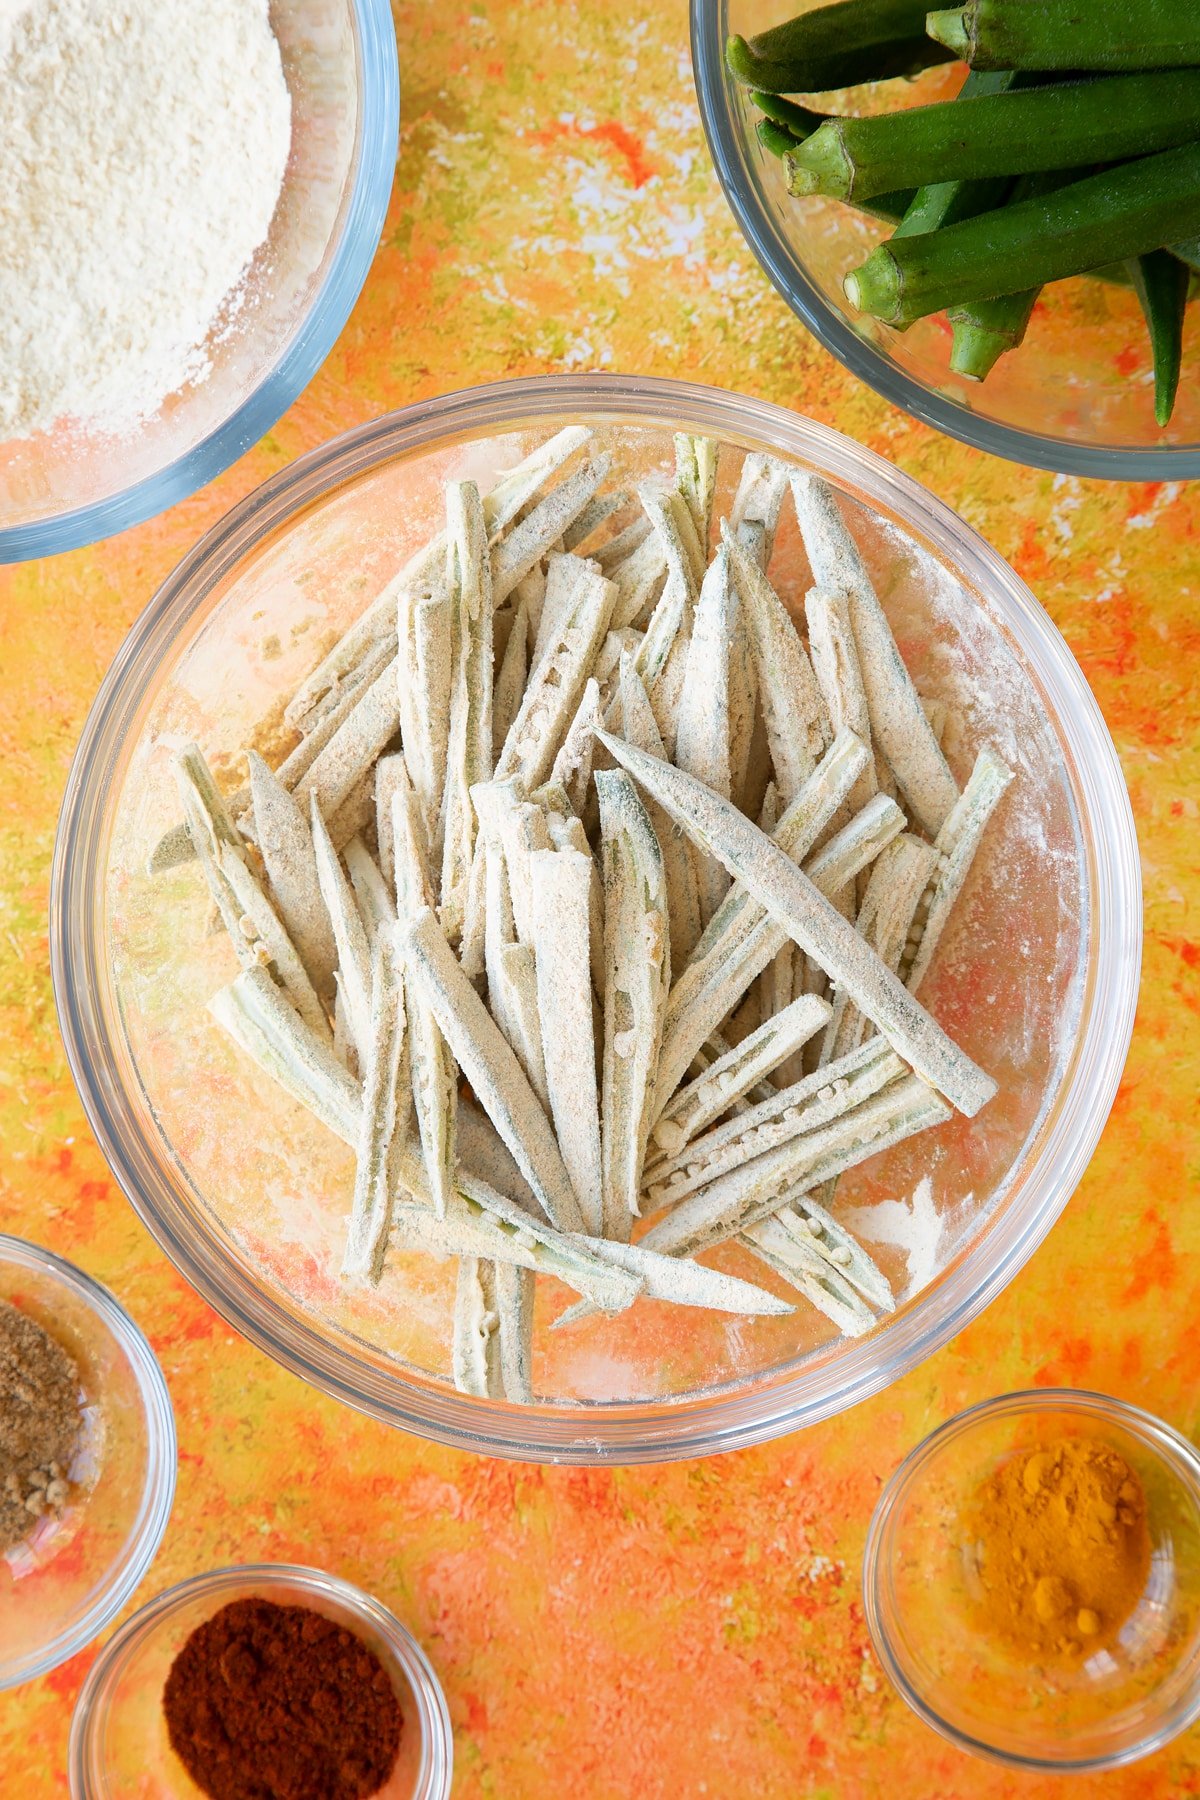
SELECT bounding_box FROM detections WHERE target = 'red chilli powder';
[163,1597,403,1800]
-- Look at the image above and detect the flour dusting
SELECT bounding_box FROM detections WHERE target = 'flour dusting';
[842,1176,970,1301]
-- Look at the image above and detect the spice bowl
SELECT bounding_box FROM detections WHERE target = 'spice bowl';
[691,0,1200,477]
[864,1389,1200,1771]
[0,0,398,562]
[52,372,1139,1462]
[0,1235,175,1691]
[68,1563,453,1799]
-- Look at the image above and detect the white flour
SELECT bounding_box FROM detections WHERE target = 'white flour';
[0,0,291,439]
[842,1176,958,1302]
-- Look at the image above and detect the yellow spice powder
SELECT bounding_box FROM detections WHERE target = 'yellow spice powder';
[964,1435,1151,1664]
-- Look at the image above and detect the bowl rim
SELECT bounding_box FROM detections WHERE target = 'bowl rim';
[0,0,400,565]
[0,1233,177,1691]
[689,0,1200,480]
[862,1387,1200,1772]
[66,1561,454,1800]
[49,371,1141,1464]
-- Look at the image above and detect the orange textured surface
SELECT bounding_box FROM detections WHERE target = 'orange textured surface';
[3,1,1200,1794]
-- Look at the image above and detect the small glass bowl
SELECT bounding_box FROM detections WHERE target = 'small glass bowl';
[0,0,399,562]
[68,1563,454,1799]
[692,0,1200,477]
[0,1235,175,1690]
[864,1390,1200,1771]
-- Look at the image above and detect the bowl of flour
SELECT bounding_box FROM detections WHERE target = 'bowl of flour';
[0,0,398,561]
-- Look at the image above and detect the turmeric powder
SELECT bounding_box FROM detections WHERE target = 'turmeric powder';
[964,1435,1151,1664]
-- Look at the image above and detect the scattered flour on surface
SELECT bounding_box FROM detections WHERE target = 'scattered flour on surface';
[842,1176,969,1302]
[0,0,291,438]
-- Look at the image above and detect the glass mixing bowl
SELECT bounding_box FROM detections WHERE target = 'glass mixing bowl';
[0,1235,175,1690]
[864,1390,1200,1771]
[692,0,1200,478]
[50,373,1140,1463]
[0,0,399,563]
[68,1563,453,1800]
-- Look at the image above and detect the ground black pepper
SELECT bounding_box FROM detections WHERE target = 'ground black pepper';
[163,1597,403,1800]
[0,1295,81,1553]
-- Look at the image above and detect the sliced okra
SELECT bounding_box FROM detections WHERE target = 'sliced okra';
[674,544,736,925]
[343,936,409,1281]
[903,748,1015,994]
[285,426,591,732]
[739,1217,876,1338]
[440,481,494,947]
[497,935,553,1114]
[149,639,397,878]
[608,530,668,632]
[634,484,703,757]
[208,965,361,1149]
[173,744,247,940]
[311,795,374,1070]
[597,730,996,1120]
[391,766,458,1219]
[772,1194,895,1313]
[388,1168,640,1314]
[533,551,601,669]
[652,727,870,1112]
[451,1257,503,1398]
[553,1232,794,1327]
[244,745,338,1000]
[673,433,719,550]
[326,768,379,852]
[494,1261,535,1403]
[492,592,530,762]
[494,563,615,795]
[548,676,602,820]
[399,904,584,1233]
[397,576,453,870]
[645,1036,907,1208]
[791,472,959,837]
[593,511,654,573]
[596,769,671,1242]
[217,842,332,1044]
[615,652,704,969]
[373,753,406,897]
[728,453,791,570]
[343,836,397,944]
[820,832,938,1065]
[804,584,877,814]
[647,992,834,1161]
[490,455,613,607]
[294,656,402,824]
[530,847,604,1237]
[639,1074,950,1259]
[724,524,830,804]
[561,487,631,555]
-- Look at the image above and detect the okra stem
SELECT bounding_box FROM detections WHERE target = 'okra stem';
[927,1,1200,74]
[845,144,1200,326]
[727,0,952,95]
[1129,249,1190,427]
[786,71,1200,203]
[757,120,915,224]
